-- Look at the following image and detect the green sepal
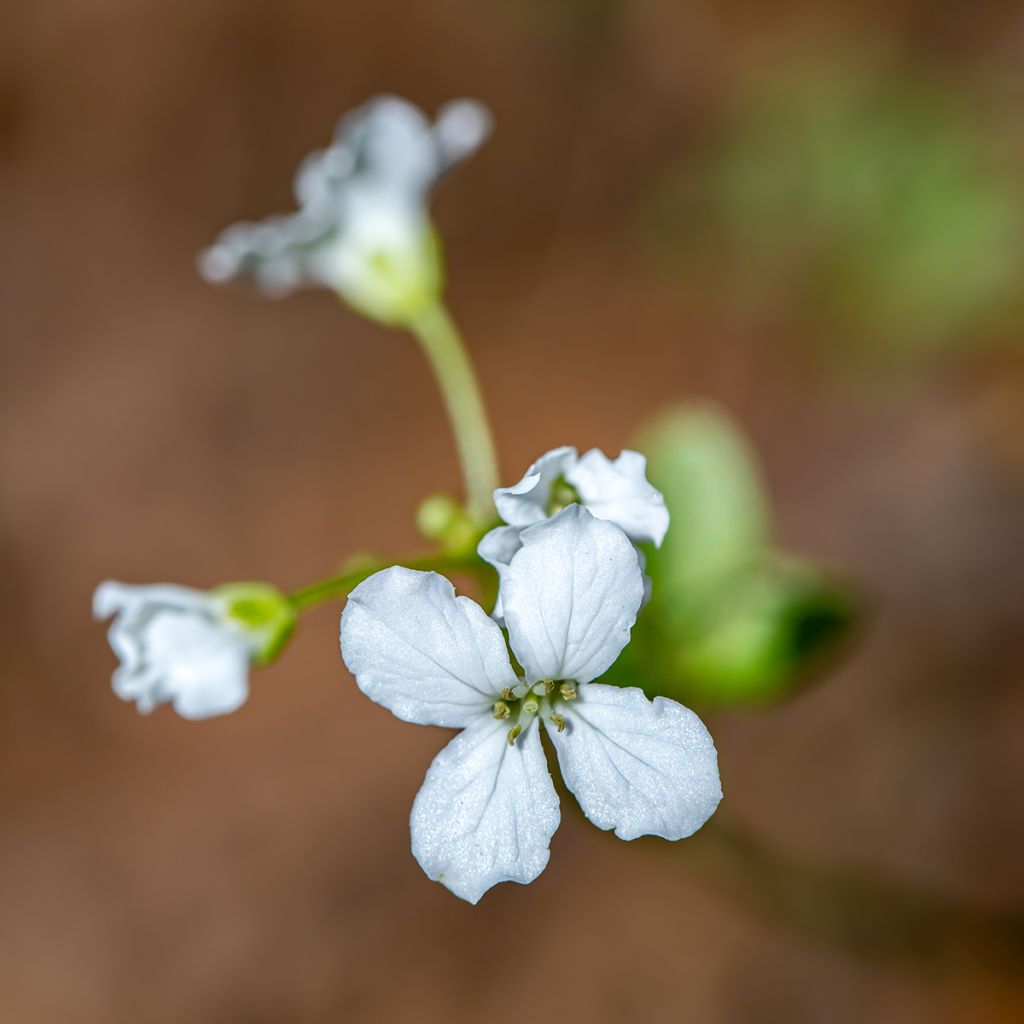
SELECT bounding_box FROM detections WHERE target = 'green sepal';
[340,225,445,327]
[213,582,297,666]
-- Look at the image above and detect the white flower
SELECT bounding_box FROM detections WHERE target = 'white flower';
[478,446,669,620]
[93,581,294,720]
[340,505,721,903]
[198,95,492,323]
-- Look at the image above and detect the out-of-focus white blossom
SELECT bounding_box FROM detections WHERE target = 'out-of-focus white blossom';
[340,505,721,903]
[198,95,492,324]
[93,581,294,720]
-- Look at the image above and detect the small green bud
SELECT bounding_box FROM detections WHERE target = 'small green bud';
[415,495,478,555]
[214,582,296,666]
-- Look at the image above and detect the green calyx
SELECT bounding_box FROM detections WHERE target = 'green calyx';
[214,582,297,666]
[341,226,444,327]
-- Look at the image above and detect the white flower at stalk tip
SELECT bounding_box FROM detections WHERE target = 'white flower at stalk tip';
[478,446,669,620]
[93,581,295,720]
[340,505,721,904]
[198,95,492,324]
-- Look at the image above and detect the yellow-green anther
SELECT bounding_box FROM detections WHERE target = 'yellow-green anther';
[492,700,511,720]
[501,687,516,701]
[507,723,522,746]
[543,679,557,695]
[559,683,577,701]
[549,713,566,733]
[522,694,540,715]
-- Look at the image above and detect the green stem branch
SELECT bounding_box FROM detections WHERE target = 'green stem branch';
[289,551,484,612]
[408,303,500,526]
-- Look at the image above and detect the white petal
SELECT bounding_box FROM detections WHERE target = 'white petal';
[503,506,644,684]
[340,567,517,728]
[140,613,250,719]
[493,446,578,528]
[95,581,220,674]
[433,100,493,167]
[93,580,211,621]
[567,449,670,547]
[410,716,559,904]
[337,95,438,198]
[476,525,522,623]
[547,684,722,841]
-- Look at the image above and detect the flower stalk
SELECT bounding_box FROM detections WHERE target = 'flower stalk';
[408,302,500,527]
[289,550,484,612]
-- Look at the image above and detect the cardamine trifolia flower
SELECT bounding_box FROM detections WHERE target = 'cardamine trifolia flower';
[93,581,295,720]
[340,505,721,903]
[198,95,492,324]
[478,446,669,620]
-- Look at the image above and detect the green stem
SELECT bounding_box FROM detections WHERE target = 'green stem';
[289,551,483,612]
[408,302,500,527]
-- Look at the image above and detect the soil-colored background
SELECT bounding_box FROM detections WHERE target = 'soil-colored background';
[2,2,1022,1021]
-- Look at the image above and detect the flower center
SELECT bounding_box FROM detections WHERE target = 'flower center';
[493,679,577,745]
[546,476,580,518]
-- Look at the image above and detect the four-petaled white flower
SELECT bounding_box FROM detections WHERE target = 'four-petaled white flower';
[198,94,492,323]
[340,505,721,904]
[93,581,294,720]
[478,446,669,620]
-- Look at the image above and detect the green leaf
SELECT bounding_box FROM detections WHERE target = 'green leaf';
[637,404,770,625]
[613,404,857,707]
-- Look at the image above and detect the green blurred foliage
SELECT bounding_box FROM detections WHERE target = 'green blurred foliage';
[649,59,1024,365]
[607,405,857,706]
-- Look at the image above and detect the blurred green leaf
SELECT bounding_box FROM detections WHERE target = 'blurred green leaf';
[637,404,769,623]
[609,404,857,707]
[648,57,1024,365]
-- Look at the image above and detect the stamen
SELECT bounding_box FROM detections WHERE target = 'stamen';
[559,683,577,701]
[549,713,566,733]
[543,679,557,695]
[507,723,522,746]
[492,700,511,720]
[501,687,515,701]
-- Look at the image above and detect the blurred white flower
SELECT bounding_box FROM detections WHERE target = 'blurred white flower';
[340,505,721,904]
[478,446,669,620]
[93,581,294,720]
[198,95,492,323]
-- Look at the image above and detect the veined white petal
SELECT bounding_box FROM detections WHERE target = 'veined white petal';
[410,716,559,904]
[340,567,517,728]
[493,446,577,528]
[567,449,670,547]
[547,684,722,841]
[503,506,644,684]
[476,524,522,623]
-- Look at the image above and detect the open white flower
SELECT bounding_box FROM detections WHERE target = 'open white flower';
[198,95,492,323]
[340,505,721,903]
[93,581,294,720]
[479,446,669,620]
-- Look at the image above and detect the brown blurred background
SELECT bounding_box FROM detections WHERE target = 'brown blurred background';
[2,1,1024,1021]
